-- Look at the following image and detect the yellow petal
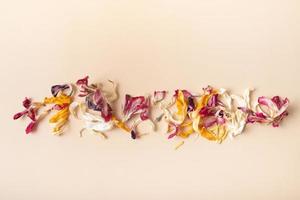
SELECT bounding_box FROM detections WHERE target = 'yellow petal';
[112,116,131,132]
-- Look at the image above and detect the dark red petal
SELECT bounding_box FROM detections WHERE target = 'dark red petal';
[25,121,36,134]
[22,98,32,109]
[27,109,36,121]
[131,130,137,140]
[13,111,26,120]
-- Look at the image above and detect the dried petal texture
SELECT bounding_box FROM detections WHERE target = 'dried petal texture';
[123,95,150,122]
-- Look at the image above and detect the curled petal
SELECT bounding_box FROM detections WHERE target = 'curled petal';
[231,89,252,108]
[164,90,187,125]
[256,96,289,125]
[272,111,288,127]
[153,90,167,104]
[76,76,89,86]
[226,110,247,137]
[51,84,70,97]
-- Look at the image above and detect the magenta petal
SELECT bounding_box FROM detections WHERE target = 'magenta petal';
[123,95,150,121]
[271,96,289,110]
[25,121,36,134]
[199,106,217,117]
[207,94,218,107]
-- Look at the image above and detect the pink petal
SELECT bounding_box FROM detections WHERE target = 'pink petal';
[203,116,218,128]
[247,112,268,124]
[258,96,275,108]
[207,94,218,107]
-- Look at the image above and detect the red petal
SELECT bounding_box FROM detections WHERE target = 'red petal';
[76,76,89,86]
[25,121,36,134]
[22,98,32,109]
[13,112,26,120]
[27,108,36,121]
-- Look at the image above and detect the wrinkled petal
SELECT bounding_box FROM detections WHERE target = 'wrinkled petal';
[86,89,112,122]
[123,95,150,122]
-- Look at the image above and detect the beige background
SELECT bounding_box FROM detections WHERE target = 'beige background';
[1,0,300,199]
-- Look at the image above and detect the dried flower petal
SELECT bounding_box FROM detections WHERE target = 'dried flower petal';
[153,90,167,104]
[51,84,70,97]
[23,98,31,109]
[86,89,112,122]
[123,95,150,122]
[25,121,36,134]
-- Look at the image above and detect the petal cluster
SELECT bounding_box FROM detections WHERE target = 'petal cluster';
[13,76,290,146]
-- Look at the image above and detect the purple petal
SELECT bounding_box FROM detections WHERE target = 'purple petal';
[51,84,70,97]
